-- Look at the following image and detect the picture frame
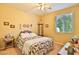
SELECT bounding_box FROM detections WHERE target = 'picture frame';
[19,24,32,29]
[10,25,15,28]
[23,24,29,28]
[4,22,9,26]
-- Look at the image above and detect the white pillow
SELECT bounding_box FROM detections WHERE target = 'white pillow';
[30,33,38,37]
[20,33,31,39]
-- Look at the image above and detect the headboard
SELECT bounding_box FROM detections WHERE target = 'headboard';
[20,30,32,33]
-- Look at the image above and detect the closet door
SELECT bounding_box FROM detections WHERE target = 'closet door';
[38,24,43,36]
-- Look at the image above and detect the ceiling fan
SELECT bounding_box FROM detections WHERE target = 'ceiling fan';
[27,3,52,15]
[31,3,52,14]
[35,3,52,10]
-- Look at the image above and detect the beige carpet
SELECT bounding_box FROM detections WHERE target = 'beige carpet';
[48,43,63,55]
[0,43,63,55]
[0,48,21,55]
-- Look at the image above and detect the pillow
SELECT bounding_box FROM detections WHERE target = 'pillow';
[20,32,31,39]
[30,33,38,38]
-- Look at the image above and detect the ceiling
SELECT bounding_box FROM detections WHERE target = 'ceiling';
[0,3,77,15]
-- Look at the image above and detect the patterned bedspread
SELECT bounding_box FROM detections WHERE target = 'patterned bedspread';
[17,36,53,55]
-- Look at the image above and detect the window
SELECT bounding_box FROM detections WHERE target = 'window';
[56,13,73,33]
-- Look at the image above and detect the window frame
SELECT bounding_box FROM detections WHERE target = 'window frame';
[55,13,74,33]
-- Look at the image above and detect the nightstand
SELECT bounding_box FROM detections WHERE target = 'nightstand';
[4,36,15,48]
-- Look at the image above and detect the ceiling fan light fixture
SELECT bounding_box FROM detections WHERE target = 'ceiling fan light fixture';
[36,3,52,10]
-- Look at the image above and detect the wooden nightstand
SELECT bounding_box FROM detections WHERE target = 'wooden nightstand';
[5,40,14,48]
[4,36,15,49]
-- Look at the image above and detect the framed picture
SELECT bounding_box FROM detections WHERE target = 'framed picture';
[4,22,9,26]
[23,24,29,28]
[19,24,32,29]
[10,25,15,28]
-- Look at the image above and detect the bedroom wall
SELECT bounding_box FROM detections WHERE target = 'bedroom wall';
[0,5,39,38]
[41,4,79,44]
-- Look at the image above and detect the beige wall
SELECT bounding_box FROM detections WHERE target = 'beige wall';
[0,4,79,44]
[41,4,79,44]
[0,5,39,38]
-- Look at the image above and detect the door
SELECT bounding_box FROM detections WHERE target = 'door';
[38,24,43,36]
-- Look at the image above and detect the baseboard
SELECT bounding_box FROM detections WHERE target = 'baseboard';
[55,41,64,45]
[0,47,5,50]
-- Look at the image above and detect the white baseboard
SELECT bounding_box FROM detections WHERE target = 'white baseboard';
[55,41,64,45]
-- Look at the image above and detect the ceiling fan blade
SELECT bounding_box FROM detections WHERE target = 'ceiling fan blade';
[26,3,52,14]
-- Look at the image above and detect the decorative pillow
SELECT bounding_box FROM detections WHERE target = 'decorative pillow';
[30,33,38,38]
[20,32,31,39]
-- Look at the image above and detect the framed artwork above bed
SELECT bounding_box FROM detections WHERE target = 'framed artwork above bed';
[19,24,32,30]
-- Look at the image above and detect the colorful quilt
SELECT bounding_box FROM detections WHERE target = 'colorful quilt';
[17,36,53,55]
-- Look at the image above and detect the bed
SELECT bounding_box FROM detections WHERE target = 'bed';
[16,30,54,55]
